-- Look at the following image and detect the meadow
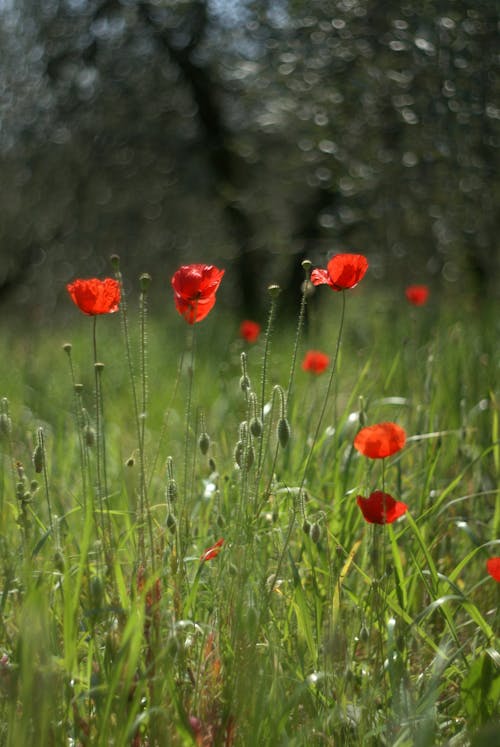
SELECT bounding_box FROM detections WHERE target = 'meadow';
[0,256,498,746]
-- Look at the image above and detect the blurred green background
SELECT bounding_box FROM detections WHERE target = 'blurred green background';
[0,0,498,320]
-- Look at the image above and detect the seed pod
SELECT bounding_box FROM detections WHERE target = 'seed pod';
[277,417,290,448]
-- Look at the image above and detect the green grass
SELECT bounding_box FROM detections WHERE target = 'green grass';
[0,270,498,746]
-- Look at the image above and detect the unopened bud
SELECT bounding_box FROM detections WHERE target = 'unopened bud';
[268,284,281,298]
[62,343,72,354]
[277,418,290,448]
[0,413,11,436]
[84,426,95,447]
[302,519,311,535]
[166,513,176,533]
[198,432,210,455]
[240,375,251,391]
[310,523,321,544]
[32,444,44,473]
[250,416,263,438]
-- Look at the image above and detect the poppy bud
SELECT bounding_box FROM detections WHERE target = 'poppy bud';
[277,418,290,448]
[301,259,312,273]
[240,375,251,391]
[268,284,281,298]
[62,342,72,354]
[250,416,263,438]
[234,441,244,468]
[166,513,176,533]
[310,522,321,543]
[84,426,96,447]
[54,550,65,573]
[198,432,210,455]
[0,413,11,437]
[302,519,311,535]
[94,362,105,372]
[74,383,83,394]
[32,444,44,473]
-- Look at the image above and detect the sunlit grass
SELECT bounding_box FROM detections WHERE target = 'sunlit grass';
[0,270,498,746]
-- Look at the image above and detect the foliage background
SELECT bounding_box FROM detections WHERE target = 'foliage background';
[0,0,498,318]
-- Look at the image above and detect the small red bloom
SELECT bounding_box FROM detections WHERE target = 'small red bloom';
[67,278,121,315]
[486,557,500,582]
[357,491,408,524]
[354,422,406,459]
[200,538,224,562]
[171,264,225,324]
[302,350,330,375]
[240,320,261,343]
[311,253,368,291]
[405,285,429,306]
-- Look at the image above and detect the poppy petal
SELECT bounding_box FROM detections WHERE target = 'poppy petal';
[200,538,224,562]
[356,491,408,524]
[171,264,224,324]
[310,268,332,286]
[326,254,368,290]
[486,557,500,582]
[354,422,406,459]
[67,278,121,315]
[302,350,330,374]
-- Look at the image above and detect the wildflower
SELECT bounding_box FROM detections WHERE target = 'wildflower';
[67,278,121,315]
[311,253,368,291]
[240,319,261,343]
[486,557,500,582]
[200,538,224,562]
[406,285,429,306]
[171,263,224,324]
[302,350,330,375]
[354,422,406,459]
[357,491,408,524]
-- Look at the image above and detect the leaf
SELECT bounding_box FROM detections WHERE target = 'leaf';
[461,652,500,730]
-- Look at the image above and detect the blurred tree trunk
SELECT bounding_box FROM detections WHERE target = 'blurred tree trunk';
[139,1,266,315]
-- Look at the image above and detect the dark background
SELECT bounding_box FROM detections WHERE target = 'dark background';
[1,0,498,319]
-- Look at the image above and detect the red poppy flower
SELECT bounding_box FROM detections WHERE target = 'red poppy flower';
[486,557,500,582]
[171,264,225,324]
[311,253,368,291]
[302,350,330,375]
[405,285,429,306]
[67,278,121,315]
[354,422,406,459]
[240,320,261,343]
[357,491,408,524]
[200,538,224,562]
